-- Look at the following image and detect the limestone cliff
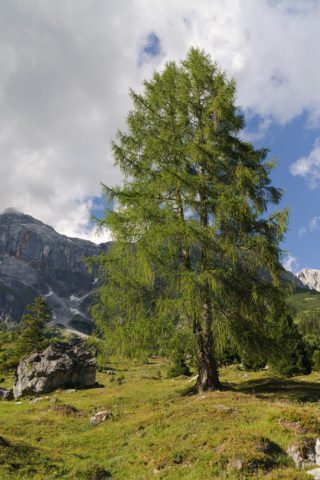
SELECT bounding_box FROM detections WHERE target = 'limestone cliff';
[0,209,110,331]
[296,268,320,292]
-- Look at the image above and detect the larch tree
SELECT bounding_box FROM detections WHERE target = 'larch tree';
[92,48,289,392]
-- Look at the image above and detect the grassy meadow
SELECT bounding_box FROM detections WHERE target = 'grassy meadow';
[1,287,320,479]
[1,359,320,479]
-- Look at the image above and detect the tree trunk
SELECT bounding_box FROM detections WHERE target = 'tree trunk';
[194,298,221,392]
[175,183,219,391]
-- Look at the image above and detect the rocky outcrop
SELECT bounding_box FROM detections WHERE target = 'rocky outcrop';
[308,468,320,479]
[0,388,13,401]
[90,410,113,426]
[0,208,110,330]
[13,339,96,398]
[296,269,320,292]
[287,437,320,468]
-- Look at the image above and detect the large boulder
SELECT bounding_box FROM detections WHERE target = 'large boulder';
[13,339,96,398]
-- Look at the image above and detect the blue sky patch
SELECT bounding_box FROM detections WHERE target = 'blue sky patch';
[143,32,161,57]
[245,112,320,271]
[139,32,161,65]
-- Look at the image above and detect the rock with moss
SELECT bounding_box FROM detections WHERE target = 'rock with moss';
[287,437,320,468]
[90,410,113,426]
[13,338,96,398]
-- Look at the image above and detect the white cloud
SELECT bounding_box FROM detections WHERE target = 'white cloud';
[1,1,320,236]
[309,216,320,232]
[296,216,320,238]
[290,138,320,188]
[282,252,299,273]
[53,200,111,243]
[298,226,307,237]
[241,116,273,143]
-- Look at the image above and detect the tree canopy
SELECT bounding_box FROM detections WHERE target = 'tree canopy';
[92,48,289,391]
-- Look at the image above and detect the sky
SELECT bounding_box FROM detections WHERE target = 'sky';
[1,0,320,272]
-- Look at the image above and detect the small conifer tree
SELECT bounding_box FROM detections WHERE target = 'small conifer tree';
[270,314,311,376]
[17,296,51,357]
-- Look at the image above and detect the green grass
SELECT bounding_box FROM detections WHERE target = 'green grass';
[0,360,319,479]
[288,288,320,320]
[1,289,320,479]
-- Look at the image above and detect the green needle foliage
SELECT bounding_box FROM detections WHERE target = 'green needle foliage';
[17,296,51,357]
[167,346,192,379]
[92,48,289,392]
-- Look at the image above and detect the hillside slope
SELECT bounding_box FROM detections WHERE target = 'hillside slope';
[0,361,318,479]
[289,288,320,316]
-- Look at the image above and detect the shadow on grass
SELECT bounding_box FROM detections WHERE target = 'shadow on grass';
[0,435,62,476]
[180,384,198,397]
[225,376,320,403]
[0,435,112,479]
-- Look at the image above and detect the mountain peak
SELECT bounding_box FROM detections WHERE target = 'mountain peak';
[0,208,47,228]
[3,207,23,215]
[296,268,320,292]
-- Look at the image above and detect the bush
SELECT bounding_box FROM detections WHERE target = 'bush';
[240,351,267,371]
[312,349,320,372]
[0,327,21,372]
[216,345,241,367]
[271,315,311,376]
[167,348,191,378]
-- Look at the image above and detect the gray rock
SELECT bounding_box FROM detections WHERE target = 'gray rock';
[0,388,13,401]
[287,438,320,468]
[29,397,44,404]
[90,410,113,426]
[287,444,304,468]
[13,339,96,398]
[316,438,320,465]
[308,468,320,479]
[229,458,243,470]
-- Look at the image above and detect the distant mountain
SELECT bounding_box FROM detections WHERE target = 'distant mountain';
[0,208,110,332]
[296,268,320,292]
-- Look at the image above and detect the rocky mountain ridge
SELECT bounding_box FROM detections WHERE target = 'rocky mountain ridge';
[296,268,320,292]
[0,208,110,331]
